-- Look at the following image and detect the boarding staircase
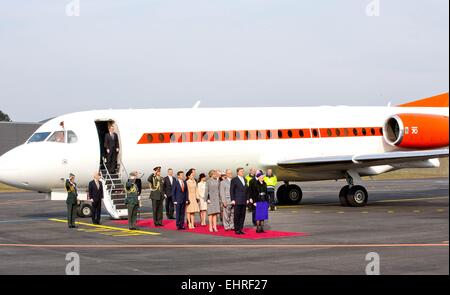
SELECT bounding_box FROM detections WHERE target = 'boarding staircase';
[100,159,129,219]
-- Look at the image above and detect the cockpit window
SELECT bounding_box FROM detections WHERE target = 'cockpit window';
[28,132,51,143]
[47,131,66,143]
[67,131,78,144]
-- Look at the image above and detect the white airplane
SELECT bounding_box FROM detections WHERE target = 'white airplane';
[0,93,448,219]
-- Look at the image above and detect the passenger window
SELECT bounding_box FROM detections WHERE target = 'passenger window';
[67,131,78,144]
[47,131,66,143]
[28,132,51,143]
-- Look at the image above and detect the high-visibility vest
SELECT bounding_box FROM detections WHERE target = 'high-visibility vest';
[245,174,254,186]
[264,175,278,187]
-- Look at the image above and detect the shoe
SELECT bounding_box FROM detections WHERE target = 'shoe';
[239,231,245,235]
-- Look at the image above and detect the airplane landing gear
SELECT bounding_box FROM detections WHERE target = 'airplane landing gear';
[277,183,303,205]
[339,170,369,207]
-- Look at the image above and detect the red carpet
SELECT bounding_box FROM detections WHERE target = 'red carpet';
[113,219,308,240]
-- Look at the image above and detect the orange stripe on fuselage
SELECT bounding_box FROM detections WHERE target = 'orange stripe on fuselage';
[137,127,383,144]
[399,93,449,108]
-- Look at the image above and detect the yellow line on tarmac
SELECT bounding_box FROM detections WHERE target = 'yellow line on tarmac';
[48,219,160,236]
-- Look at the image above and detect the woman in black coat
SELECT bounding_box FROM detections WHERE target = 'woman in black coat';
[250,171,270,233]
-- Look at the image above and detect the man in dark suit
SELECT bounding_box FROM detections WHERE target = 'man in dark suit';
[88,172,104,225]
[162,168,176,219]
[172,171,188,230]
[104,125,120,174]
[230,167,249,235]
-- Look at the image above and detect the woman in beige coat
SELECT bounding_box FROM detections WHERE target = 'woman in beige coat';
[185,169,200,229]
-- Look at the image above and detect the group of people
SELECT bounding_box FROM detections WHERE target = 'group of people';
[126,166,278,235]
[64,160,279,235]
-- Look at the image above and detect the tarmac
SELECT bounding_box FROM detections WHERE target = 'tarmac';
[0,178,448,275]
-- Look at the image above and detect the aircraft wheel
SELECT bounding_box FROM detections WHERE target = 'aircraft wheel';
[276,185,287,204]
[286,185,303,204]
[78,202,92,218]
[346,185,368,207]
[339,185,350,206]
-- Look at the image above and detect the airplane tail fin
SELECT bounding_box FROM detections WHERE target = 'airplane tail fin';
[398,92,449,107]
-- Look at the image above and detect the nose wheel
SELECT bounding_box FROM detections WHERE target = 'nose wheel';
[339,185,368,207]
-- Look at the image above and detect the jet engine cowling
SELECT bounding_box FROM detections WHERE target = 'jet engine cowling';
[383,113,449,149]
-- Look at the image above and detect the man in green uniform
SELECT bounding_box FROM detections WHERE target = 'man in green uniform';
[125,172,140,230]
[148,166,164,226]
[65,173,78,228]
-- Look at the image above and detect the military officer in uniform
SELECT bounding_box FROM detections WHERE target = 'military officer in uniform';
[148,166,164,226]
[125,173,141,230]
[65,173,79,228]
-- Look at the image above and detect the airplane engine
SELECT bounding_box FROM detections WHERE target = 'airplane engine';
[383,113,449,149]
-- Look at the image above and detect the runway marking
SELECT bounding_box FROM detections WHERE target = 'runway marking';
[361,211,369,214]
[374,196,448,204]
[413,210,421,213]
[436,209,446,213]
[48,219,160,236]
[387,211,395,214]
[337,211,345,214]
[0,243,447,249]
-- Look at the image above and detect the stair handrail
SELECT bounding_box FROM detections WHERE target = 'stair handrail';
[119,158,129,181]
[100,157,121,219]
[102,157,116,196]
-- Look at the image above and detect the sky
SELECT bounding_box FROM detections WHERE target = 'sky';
[0,0,448,122]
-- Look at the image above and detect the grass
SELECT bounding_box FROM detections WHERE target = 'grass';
[0,182,27,192]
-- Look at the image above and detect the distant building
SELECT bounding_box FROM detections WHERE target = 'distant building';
[0,122,42,156]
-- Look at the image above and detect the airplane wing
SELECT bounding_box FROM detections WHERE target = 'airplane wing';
[277,149,449,171]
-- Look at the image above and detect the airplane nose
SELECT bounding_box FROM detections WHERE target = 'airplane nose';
[0,148,25,188]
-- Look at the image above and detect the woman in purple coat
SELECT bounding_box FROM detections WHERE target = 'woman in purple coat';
[249,170,269,233]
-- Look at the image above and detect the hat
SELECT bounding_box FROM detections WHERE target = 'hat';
[256,171,264,178]
[69,173,75,178]
[153,166,161,172]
